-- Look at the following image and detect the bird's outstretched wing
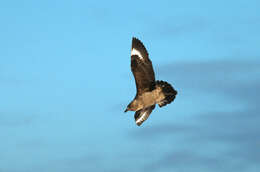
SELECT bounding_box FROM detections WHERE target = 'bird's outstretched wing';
[134,105,155,126]
[131,37,155,95]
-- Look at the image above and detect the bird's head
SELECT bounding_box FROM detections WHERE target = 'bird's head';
[124,100,138,112]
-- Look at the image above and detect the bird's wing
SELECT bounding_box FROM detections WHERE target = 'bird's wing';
[131,37,155,95]
[134,105,155,126]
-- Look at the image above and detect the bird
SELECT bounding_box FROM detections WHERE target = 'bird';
[125,37,177,126]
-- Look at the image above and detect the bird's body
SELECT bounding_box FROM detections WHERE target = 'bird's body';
[129,85,167,111]
[125,37,177,126]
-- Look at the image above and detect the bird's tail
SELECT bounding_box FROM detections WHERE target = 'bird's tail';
[156,80,177,107]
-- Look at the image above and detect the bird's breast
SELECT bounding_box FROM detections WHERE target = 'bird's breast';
[138,89,164,109]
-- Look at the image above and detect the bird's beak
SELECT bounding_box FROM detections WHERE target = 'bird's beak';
[124,108,128,113]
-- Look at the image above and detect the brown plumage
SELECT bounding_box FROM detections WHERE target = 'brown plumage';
[125,37,177,126]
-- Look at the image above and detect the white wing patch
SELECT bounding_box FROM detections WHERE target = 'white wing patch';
[131,48,143,59]
[136,111,147,125]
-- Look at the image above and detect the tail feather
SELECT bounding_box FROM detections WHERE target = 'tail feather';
[156,80,177,107]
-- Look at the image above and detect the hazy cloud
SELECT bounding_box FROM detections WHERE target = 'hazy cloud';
[157,59,260,103]
[0,112,36,126]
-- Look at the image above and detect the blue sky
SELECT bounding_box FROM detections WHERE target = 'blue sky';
[0,0,260,171]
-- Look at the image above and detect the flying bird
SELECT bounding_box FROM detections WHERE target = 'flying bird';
[125,37,177,126]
